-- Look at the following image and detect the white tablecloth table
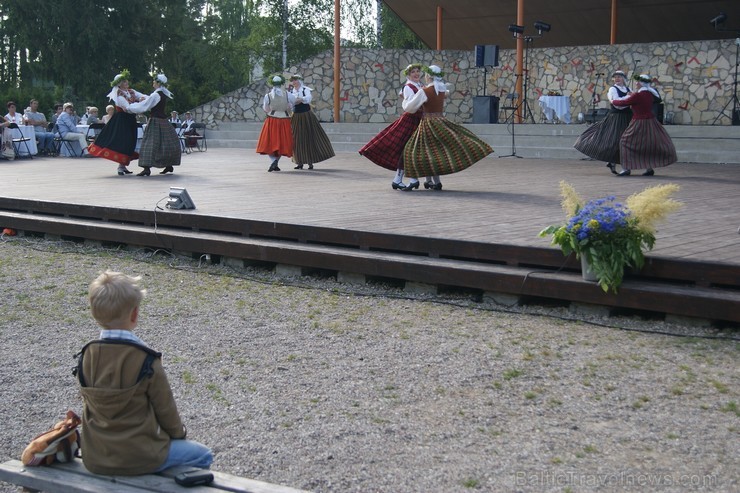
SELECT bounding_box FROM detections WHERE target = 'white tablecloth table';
[538,96,571,124]
[60,124,144,156]
[11,125,39,156]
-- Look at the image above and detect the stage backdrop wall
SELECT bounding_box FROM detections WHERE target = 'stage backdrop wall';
[190,39,736,128]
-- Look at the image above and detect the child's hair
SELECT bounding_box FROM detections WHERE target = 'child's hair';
[89,271,146,327]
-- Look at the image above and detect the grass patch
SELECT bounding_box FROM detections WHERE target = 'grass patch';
[182,370,196,384]
[720,401,739,417]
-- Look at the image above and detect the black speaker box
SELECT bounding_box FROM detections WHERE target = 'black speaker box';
[473,96,499,124]
[652,102,664,124]
[584,108,609,123]
[474,45,499,67]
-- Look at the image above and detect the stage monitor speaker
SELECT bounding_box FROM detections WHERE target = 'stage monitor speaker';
[166,187,196,210]
[584,108,609,123]
[652,102,665,124]
[473,96,499,124]
[475,45,499,67]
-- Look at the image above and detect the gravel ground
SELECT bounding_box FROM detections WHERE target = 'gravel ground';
[1,236,738,493]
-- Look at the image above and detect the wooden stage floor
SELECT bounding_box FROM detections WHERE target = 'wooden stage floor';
[1,149,739,266]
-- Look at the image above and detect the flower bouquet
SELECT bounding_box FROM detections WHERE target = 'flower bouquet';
[539,182,682,293]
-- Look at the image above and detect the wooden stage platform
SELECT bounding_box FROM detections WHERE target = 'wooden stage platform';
[1,149,739,324]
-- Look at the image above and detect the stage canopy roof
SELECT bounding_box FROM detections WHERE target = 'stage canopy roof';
[382,0,740,50]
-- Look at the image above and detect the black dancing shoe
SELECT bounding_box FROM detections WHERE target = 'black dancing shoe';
[617,170,631,177]
[159,166,174,174]
[606,163,618,175]
[392,182,406,190]
[423,180,433,189]
[401,181,420,191]
[136,168,151,176]
[430,183,443,191]
[308,164,314,169]
[122,168,133,174]
[642,168,655,176]
[294,164,303,170]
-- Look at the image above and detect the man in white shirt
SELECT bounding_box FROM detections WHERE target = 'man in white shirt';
[24,99,56,155]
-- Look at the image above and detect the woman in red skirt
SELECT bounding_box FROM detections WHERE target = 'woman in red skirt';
[88,70,147,175]
[256,75,293,172]
[611,74,677,176]
[359,63,425,190]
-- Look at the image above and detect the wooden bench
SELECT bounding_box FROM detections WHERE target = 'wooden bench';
[0,459,309,493]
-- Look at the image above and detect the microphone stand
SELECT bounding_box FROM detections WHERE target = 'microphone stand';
[712,37,740,125]
[589,72,604,122]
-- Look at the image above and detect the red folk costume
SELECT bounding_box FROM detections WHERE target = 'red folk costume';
[89,71,145,171]
[611,76,677,171]
[256,75,293,172]
[359,82,424,171]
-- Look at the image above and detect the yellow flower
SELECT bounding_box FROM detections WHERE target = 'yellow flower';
[625,184,683,234]
[587,219,599,229]
[559,181,584,218]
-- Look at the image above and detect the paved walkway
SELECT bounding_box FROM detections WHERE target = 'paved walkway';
[2,150,739,264]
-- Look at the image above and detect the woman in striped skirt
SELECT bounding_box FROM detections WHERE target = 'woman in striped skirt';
[573,70,633,175]
[402,65,493,191]
[126,74,181,176]
[359,63,425,190]
[256,74,293,172]
[611,74,677,176]
[288,74,334,169]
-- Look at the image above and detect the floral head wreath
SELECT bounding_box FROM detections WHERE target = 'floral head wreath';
[403,63,423,76]
[289,74,303,81]
[268,74,286,87]
[633,74,652,83]
[423,65,445,78]
[111,69,131,87]
[153,73,169,86]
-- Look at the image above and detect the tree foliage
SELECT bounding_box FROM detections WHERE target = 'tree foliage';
[0,0,422,115]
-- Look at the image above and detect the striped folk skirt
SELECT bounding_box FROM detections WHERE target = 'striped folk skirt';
[291,111,335,165]
[573,110,632,164]
[619,118,677,170]
[402,114,493,178]
[138,117,181,168]
[256,116,293,157]
[359,112,422,171]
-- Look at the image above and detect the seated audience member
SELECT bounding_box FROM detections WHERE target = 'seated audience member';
[50,104,63,125]
[57,102,93,157]
[80,106,90,124]
[1,116,13,160]
[76,271,213,475]
[24,99,56,155]
[181,111,199,147]
[169,111,180,124]
[5,101,24,125]
[102,105,115,124]
[87,107,101,125]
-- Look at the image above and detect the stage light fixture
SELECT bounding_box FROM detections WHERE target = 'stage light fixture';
[709,12,727,26]
[166,187,196,210]
[508,24,524,36]
[534,21,551,34]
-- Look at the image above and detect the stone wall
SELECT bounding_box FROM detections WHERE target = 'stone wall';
[192,39,738,127]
